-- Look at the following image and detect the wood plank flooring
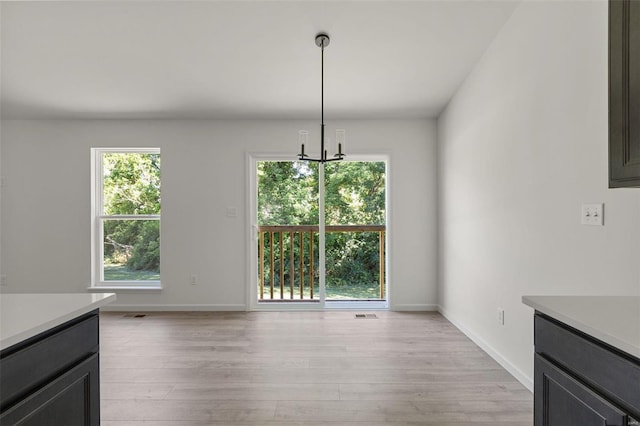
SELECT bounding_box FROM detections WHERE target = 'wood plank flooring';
[99,311,533,425]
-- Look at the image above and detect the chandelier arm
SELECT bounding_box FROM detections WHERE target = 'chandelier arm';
[300,156,342,163]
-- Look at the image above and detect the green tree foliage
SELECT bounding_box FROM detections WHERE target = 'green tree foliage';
[258,161,318,225]
[102,153,161,276]
[103,153,160,215]
[257,161,385,225]
[324,162,385,225]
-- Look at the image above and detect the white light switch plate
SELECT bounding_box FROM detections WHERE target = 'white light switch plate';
[581,203,604,226]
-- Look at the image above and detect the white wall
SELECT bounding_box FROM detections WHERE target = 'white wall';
[0,118,438,311]
[0,118,3,285]
[438,1,640,390]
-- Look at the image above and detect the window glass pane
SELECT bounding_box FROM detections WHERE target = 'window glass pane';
[257,161,318,226]
[102,153,161,215]
[324,161,385,226]
[103,219,160,281]
[324,161,386,301]
[256,161,319,301]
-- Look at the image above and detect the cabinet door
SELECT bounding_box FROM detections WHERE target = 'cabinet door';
[535,354,627,426]
[610,0,640,188]
[0,354,100,426]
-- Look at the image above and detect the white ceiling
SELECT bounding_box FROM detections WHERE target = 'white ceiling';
[0,1,519,120]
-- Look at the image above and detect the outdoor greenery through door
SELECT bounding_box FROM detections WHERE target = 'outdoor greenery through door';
[256,160,386,302]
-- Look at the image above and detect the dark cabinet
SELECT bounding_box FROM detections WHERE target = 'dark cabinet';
[609,0,640,188]
[535,355,627,425]
[0,355,99,426]
[534,313,640,426]
[0,311,101,426]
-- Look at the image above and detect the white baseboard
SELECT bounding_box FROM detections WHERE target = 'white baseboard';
[391,303,439,311]
[102,304,247,312]
[438,305,534,392]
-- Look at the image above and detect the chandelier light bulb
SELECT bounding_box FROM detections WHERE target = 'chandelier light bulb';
[335,129,346,157]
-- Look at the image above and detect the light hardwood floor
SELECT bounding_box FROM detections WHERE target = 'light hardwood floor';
[99,311,533,425]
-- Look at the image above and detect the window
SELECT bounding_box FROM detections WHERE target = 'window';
[91,148,161,289]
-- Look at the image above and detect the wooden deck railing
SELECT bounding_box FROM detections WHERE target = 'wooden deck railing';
[257,225,386,301]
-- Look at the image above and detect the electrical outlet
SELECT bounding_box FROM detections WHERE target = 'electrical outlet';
[497,308,505,325]
[226,207,237,218]
[581,203,604,226]
[0,275,7,286]
[190,274,197,285]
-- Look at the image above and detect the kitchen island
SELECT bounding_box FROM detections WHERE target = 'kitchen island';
[0,293,115,425]
[523,295,640,426]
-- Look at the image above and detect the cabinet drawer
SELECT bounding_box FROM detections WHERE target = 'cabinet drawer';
[0,314,99,411]
[0,353,100,426]
[535,354,627,426]
[535,314,640,417]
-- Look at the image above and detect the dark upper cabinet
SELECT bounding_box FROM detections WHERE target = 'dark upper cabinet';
[610,0,640,188]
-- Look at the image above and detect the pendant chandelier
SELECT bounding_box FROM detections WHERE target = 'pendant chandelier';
[298,33,345,163]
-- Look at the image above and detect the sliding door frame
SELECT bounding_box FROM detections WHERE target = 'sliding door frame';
[247,152,390,311]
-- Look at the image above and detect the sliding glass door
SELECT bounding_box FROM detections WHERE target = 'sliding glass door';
[324,161,386,301]
[256,160,319,301]
[251,157,387,308]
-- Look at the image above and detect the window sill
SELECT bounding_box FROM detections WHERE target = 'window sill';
[88,284,162,292]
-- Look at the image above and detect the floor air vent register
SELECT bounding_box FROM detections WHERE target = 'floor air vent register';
[354,314,377,319]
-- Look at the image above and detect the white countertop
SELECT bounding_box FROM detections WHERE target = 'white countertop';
[522,295,640,360]
[0,293,116,351]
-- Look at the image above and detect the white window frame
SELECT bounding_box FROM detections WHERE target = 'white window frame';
[90,148,161,290]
